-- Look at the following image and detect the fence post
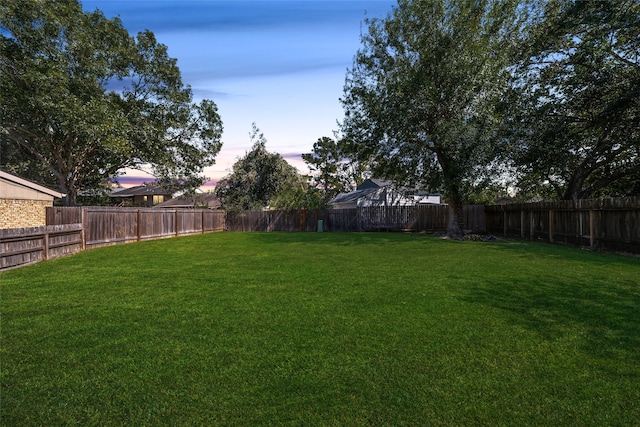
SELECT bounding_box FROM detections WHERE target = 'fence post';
[548,209,555,243]
[530,211,535,240]
[175,210,179,236]
[43,229,49,260]
[589,209,596,250]
[520,210,525,239]
[483,206,487,234]
[503,210,507,236]
[81,208,87,250]
[137,209,142,242]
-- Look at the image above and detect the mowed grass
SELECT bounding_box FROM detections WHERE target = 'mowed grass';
[1,232,639,426]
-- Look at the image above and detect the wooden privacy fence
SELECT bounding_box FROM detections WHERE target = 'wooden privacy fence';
[46,207,226,249]
[1,224,84,270]
[485,197,640,254]
[1,207,226,270]
[3,199,637,270]
[225,205,486,233]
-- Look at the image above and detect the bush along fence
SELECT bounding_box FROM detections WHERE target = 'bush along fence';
[484,197,640,254]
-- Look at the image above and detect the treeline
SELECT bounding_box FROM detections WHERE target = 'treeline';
[2,1,638,238]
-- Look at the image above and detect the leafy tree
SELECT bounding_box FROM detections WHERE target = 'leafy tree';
[0,140,56,187]
[0,0,223,205]
[301,136,352,205]
[270,178,326,211]
[215,124,302,211]
[504,0,640,200]
[340,0,523,237]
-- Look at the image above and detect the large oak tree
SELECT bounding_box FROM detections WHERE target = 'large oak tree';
[0,0,222,205]
[340,0,522,237]
[504,0,640,200]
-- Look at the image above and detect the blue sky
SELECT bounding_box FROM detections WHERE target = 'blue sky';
[81,0,396,188]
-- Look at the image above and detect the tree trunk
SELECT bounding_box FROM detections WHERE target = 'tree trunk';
[60,178,78,206]
[562,174,585,202]
[562,159,593,201]
[446,197,465,239]
[434,144,465,238]
[62,188,77,206]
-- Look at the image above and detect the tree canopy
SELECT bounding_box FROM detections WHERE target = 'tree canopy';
[504,0,640,200]
[341,0,522,236]
[0,0,223,205]
[215,124,303,211]
[301,136,353,206]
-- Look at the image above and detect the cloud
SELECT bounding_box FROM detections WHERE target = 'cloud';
[189,86,233,100]
[84,1,396,88]
[114,175,155,187]
[86,1,391,35]
[281,152,304,161]
[184,58,349,84]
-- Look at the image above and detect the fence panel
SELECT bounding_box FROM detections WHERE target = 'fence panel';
[485,197,640,253]
[138,209,175,240]
[463,205,486,233]
[0,224,83,270]
[359,206,412,230]
[222,205,483,233]
[591,198,640,253]
[226,211,252,232]
[414,205,446,231]
[86,208,139,247]
[322,209,356,232]
[203,210,226,232]
[45,207,225,247]
[46,206,83,225]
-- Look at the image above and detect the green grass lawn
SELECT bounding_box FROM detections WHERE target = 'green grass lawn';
[1,232,639,426]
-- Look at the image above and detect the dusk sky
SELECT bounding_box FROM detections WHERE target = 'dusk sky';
[81,0,396,189]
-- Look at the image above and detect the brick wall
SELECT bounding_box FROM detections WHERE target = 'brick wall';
[0,199,52,229]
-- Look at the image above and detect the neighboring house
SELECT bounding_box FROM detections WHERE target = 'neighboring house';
[0,170,63,228]
[155,192,220,209]
[331,179,416,209]
[110,184,173,207]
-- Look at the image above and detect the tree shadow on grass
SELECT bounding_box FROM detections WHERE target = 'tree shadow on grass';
[226,232,640,365]
[458,267,640,367]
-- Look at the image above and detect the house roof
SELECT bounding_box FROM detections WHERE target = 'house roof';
[332,179,396,205]
[154,193,220,209]
[0,170,63,198]
[331,188,379,204]
[356,178,393,190]
[110,184,173,198]
[331,181,418,208]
